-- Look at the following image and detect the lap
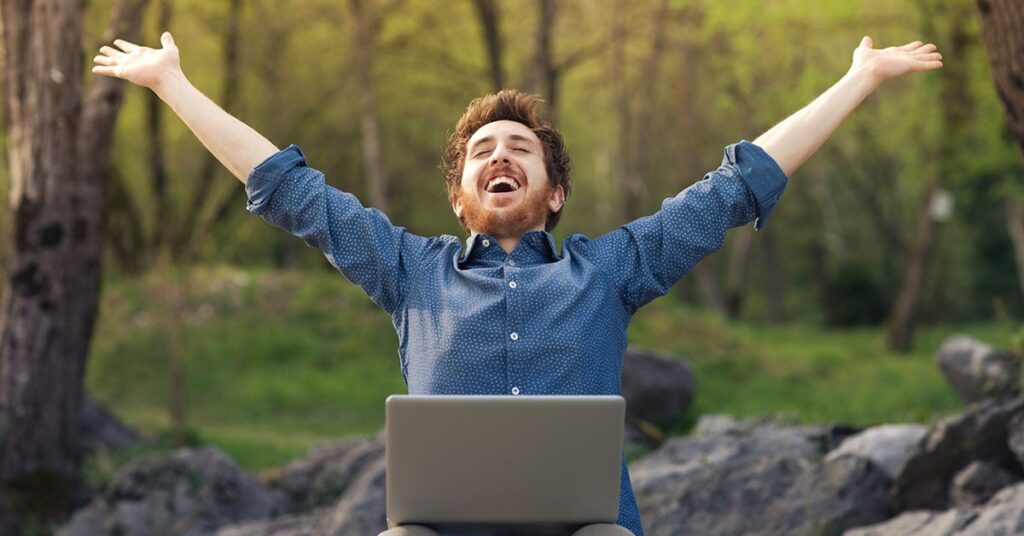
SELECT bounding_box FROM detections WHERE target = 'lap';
[378,524,634,536]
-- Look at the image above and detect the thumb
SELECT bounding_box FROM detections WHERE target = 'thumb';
[859,35,873,49]
[161,31,176,49]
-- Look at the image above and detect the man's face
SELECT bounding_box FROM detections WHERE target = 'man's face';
[453,120,565,239]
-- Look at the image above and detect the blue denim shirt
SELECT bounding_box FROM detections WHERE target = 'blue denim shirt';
[245,140,788,535]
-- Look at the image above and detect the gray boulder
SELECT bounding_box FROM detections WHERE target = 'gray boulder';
[948,460,1017,507]
[935,336,1021,403]
[894,396,1024,510]
[80,394,144,451]
[271,437,384,513]
[844,482,1024,536]
[824,424,927,479]
[59,447,285,536]
[621,346,695,422]
[1009,412,1024,468]
[218,442,387,536]
[632,419,890,536]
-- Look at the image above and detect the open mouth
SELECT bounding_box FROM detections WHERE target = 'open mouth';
[485,175,521,194]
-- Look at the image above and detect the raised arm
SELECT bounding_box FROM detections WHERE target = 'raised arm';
[753,36,943,177]
[92,31,277,184]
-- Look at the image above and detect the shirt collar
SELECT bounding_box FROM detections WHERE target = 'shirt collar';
[459,230,560,266]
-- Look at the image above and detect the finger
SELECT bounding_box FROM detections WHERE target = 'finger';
[98,45,123,57]
[93,55,116,66]
[898,40,923,51]
[91,65,119,77]
[913,60,943,71]
[915,52,942,62]
[860,35,873,48]
[160,31,176,49]
[113,39,139,52]
[912,43,938,54]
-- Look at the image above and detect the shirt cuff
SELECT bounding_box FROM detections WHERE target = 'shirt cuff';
[724,140,789,230]
[245,144,307,213]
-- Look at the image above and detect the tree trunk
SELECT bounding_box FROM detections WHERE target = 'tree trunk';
[147,0,173,257]
[472,0,504,91]
[173,0,244,261]
[625,0,670,221]
[0,0,148,530]
[975,0,1024,303]
[886,186,941,351]
[724,225,755,320]
[886,0,971,352]
[1008,200,1024,303]
[349,0,389,212]
[762,222,786,324]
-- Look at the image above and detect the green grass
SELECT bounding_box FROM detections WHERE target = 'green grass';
[85,265,1020,478]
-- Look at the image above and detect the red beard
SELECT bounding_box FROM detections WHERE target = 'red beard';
[459,182,552,239]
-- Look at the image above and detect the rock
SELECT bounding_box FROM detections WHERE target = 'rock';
[844,482,1024,536]
[322,455,388,535]
[935,335,1021,403]
[948,460,1017,507]
[842,509,977,536]
[271,437,384,513]
[58,447,286,536]
[621,347,695,422]
[893,396,1024,511]
[1009,412,1024,468]
[216,511,329,536]
[825,424,927,479]
[80,394,144,451]
[632,420,890,536]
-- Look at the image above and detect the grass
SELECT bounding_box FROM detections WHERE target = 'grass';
[85,265,1020,479]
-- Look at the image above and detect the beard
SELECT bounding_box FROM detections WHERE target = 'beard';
[459,181,552,239]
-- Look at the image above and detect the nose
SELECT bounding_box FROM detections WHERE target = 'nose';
[489,144,511,165]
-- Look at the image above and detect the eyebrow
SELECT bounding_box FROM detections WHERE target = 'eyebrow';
[468,134,537,153]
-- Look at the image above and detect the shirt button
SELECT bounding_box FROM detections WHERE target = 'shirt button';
[510,332,519,341]
[508,281,517,289]
[511,386,520,395]
[507,259,516,266]
[482,239,490,247]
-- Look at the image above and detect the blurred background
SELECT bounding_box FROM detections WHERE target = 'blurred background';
[1,0,1023,524]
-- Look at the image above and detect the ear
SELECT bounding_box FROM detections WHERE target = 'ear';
[548,185,565,213]
[452,195,464,218]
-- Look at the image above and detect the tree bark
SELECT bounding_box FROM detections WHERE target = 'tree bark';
[349,0,389,212]
[975,0,1024,303]
[471,0,504,91]
[0,0,148,529]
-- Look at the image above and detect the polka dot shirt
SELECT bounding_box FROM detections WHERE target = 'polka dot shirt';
[245,140,789,536]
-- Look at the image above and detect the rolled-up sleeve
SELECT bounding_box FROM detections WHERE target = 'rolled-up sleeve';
[728,140,788,231]
[582,140,789,311]
[245,144,427,315]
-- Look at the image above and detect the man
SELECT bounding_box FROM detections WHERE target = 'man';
[93,31,942,536]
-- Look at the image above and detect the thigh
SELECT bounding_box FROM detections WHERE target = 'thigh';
[570,524,634,536]
[379,525,442,536]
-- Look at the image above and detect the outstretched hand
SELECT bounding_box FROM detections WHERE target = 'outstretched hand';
[92,31,182,89]
[850,36,943,83]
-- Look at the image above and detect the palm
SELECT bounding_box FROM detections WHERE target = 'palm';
[850,37,943,82]
[92,33,181,89]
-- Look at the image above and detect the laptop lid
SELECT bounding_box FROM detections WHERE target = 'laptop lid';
[385,395,624,527]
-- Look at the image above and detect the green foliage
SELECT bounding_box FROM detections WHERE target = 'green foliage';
[827,260,889,326]
[87,266,1018,473]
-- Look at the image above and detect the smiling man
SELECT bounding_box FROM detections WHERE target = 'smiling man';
[93,30,942,536]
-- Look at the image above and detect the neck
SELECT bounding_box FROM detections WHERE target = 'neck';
[471,227,545,254]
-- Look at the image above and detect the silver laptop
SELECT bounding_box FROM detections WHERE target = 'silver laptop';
[385,395,625,531]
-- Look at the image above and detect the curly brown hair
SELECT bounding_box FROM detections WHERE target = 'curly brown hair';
[441,89,572,233]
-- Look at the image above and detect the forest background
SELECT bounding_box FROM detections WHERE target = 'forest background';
[0,0,1023,524]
